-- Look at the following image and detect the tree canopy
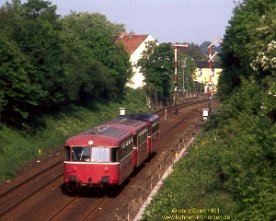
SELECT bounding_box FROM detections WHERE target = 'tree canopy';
[218,0,276,99]
[0,0,131,125]
[60,12,130,104]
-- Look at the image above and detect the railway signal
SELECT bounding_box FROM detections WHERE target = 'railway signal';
[173,43,189,105]
[208,37,221,83]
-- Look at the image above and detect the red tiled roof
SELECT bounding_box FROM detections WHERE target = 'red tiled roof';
[115,33,149,56]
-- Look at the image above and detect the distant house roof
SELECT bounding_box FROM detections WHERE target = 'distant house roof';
[194,60,222,69]
[115,33,149,55]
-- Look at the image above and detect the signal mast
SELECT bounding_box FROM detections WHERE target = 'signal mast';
[208,37,221,83]
[173,43,188,105]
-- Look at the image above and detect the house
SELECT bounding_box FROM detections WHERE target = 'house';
[115,32,156,89]
[193,60,222,92]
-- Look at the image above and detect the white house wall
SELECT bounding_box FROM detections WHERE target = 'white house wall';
[126,35,156,89]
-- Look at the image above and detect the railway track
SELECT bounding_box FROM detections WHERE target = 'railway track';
[46,195,107,221]
[0,157,63,217]
[89,100,215,221]
[0,97,214,221]
[154,96,209,116]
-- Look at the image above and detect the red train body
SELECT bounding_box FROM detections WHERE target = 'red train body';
[63,113,159,193]
[121,113,160,153]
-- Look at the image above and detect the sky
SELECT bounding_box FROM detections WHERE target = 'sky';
[2,0,237,45]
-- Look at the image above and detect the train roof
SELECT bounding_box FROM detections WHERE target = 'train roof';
[103,118,148,135]
[122,112,159,124]
[65,126,132,147]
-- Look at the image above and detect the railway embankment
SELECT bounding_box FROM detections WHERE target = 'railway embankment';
[140,86,275,221]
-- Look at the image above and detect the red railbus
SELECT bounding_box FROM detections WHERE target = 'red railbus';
[64,126,134,193]
[63,113,160,194]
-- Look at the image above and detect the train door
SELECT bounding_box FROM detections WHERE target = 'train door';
[151,121,159,152]
[136,128,148,166]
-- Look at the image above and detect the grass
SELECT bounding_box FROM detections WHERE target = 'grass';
[141,131,237,221]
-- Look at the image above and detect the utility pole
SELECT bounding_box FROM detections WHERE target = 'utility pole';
[182,59,186,97]
[173,44,188,105]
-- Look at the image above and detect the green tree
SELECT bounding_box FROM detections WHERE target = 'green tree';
[18,0,66,108]
[0,0,67,109]
[138,42,174,106]
[218,0,276,99]
[0,33,45,124]
[60,12,131,103]
[138,42,197,107]
[0,0,132,124]
[185,42,208,61]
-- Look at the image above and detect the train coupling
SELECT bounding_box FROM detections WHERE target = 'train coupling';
[101,176,110,184]
[88,177,92,188]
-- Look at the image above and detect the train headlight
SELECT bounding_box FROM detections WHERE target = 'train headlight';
[104,167,109,173]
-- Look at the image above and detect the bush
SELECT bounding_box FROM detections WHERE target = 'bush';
[142,80,276,221]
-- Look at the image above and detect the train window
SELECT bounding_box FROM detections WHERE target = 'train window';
[118,139,133,161]
[127,139,133,154]
[133,135,138,146]
[138,129,148,145]
[65,146,70,161]
[152,122,159,135]
[72,147,90,162]
[111,148,119,162]
[91,147,110,162]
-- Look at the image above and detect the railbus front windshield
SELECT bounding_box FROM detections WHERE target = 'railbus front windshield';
[91,147,110,162]
[72,146,90,162]
[65,146,119,163]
